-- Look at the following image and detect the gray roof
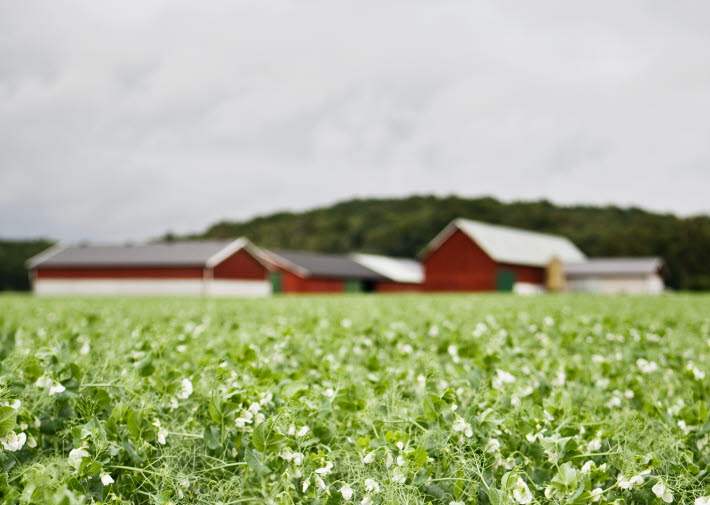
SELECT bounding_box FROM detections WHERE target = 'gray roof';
[564,257,663,277]
[27,239,252,268]
[267,250,385,280]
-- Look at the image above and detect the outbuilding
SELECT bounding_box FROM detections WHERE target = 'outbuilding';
[262,250,385,293]
[263,250,423,293]
[421,218,586,292]
[564,257,665,294]
[27,238,272,296]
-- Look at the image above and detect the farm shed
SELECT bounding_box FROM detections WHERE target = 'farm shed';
[351,253,423,292]
[420,218,586,292]
[564,257,665,294]
[262,250,423,293]
[262,250,384,293]
[27,239,272,296]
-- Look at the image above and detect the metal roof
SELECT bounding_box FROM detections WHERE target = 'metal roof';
[351,253,423,283]
[421,218,586,267]
[27,239,253,268]
[564,257,663,277]
[266,250,385,280]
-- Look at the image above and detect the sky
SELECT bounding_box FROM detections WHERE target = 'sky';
[1,1,709,241]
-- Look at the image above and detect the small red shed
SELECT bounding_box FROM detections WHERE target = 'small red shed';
[420,218,586,292]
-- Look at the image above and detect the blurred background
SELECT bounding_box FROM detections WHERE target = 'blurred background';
[1,1,709,291]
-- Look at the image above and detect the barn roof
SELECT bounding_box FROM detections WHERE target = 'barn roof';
[564,257,663,277]
[265,250,385,280]
[421,218,587,267]
[27,238,263,269]
[351,253,423,283]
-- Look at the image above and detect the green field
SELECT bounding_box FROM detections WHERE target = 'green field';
[0,294,708,505]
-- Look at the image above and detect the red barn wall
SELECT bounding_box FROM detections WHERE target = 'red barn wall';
[499,262,545,285]
[212,249,268,280]
[278,269,344,293]
[423,229,497,291]
[34,267,203,279]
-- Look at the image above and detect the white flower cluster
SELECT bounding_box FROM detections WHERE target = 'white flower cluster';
[152,419,168,444]
[235,402,265,428]
[452,415,473,438]
[36,375,65,396]
[492,369,516,390]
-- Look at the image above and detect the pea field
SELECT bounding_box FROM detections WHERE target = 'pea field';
[0,294,708,505]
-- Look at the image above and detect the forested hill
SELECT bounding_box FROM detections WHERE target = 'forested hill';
[193,195,710,290]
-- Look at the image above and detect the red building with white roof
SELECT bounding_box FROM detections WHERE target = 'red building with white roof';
[420,218,586,292]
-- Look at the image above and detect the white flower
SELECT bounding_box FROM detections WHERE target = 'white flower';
[1,432,26,452]
[176,378,193,399]
[492,369,516,390]
[396,441,404,450]
[364,479,380,493]
[653,482,674,503]
[26,435,37,448]
[49,382,66,396]
[687,362,705,381]
[452,417,473,438]
[152,420,168,444]
[485,438,500,453]
[296,425,310,437]
[341,484,353,501]
[35,376,53,388]
[235,410,254,428]
[590,487,603,502]
[302,479,310,492]
[450,502,466,505]
[68,447,89,467]
[512,478,533,504]
[637,358,659,373]
[361,497,373,505]
[695,497,710,505]
[324,388,335,399]
[315,461,333,476]
[587,438,602,451]
[392,471,406,484]
[362,452,375,464]
[396,454,406,466]
[315,476,326,490]
[617,473,644,490]
[581,460,594,474]
[280,449,304,465]
[101,473,114,485]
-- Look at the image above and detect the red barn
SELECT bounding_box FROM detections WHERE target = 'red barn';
[27,238,272,296]
[263,250,422,293]
[421,218,586,292]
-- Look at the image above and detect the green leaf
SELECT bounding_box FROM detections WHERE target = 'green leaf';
[0,407,16,437]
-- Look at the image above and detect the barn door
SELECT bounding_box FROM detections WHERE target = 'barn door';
[269,272,282,294]
[496,269,516,292]
[344,279,362,293]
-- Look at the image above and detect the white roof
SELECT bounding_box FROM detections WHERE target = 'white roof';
[351,253,423,283]
[422,218,586,267]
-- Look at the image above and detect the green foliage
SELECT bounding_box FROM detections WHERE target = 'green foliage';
[0,239,53,291]
[0,294,708,504]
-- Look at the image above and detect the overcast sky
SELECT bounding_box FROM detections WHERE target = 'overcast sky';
[1,1,709,241]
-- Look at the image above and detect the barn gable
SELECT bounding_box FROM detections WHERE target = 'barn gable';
[421,218,586,267]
